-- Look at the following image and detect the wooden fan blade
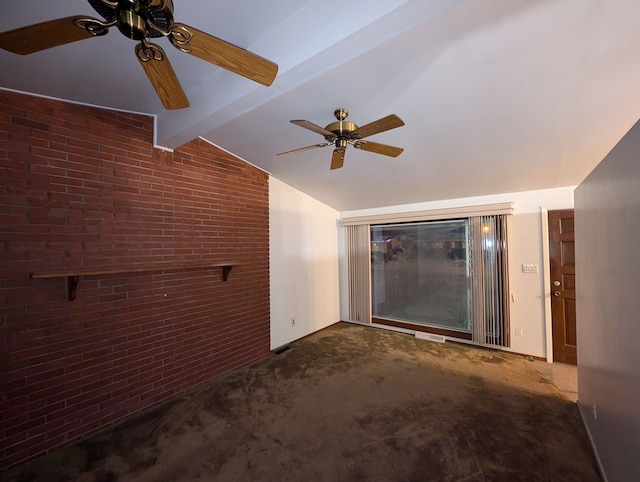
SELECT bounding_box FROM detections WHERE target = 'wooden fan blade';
[136,43,189,110]
[353,114,405,139]
[277,143,330,157]
[290,120,336,138]
[331,149,345,170]
[177,25,278,86]
[0,16,106,55]
[355,140,404,158]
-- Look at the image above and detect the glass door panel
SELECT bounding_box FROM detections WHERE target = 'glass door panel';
[371,220,471,332]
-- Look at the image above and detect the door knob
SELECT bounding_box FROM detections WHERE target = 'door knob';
[553,281,561,287]
[554,291,561,297]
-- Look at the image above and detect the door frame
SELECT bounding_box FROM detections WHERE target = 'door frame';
[539,202,574,363]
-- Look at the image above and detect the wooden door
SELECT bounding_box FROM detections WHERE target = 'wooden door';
[548,210,577,365]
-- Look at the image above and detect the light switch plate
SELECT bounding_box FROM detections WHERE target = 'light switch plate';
[522,264,538,273]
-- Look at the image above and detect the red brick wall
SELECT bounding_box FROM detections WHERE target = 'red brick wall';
[0,90,270,469]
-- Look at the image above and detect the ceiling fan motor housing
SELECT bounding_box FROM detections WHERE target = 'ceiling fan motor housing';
[324,108,358,145]
[87,0,174,40]
[335,138,348,150]
[325,121,357,137]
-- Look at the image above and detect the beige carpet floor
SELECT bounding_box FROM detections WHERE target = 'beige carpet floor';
[532,361,578,403]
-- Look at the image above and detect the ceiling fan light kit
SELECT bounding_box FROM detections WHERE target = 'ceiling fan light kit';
[0,0,279,110]
[278,108,405,170]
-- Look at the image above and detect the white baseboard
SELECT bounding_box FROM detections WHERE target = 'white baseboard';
[577,402,608,482]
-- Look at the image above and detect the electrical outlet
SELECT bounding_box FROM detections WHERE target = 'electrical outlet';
[592,401,597,420]
[291,318,296,326]
[521,264,538,273]
[514,327,523,336]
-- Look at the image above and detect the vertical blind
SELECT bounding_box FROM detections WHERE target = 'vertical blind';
[469,215,510,347]
[345,224,371,323]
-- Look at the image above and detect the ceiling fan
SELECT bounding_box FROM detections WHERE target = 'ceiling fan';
[0,0,278,110]
[278,108,405,170]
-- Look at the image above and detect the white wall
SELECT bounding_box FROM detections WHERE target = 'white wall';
[574,119,640,482]
[339,187,575,358]
[269,177,341,349]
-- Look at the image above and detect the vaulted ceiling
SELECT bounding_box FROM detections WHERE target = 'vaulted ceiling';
[2,0,640,211]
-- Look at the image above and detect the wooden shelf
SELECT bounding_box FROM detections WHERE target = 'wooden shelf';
[30,261,247,301]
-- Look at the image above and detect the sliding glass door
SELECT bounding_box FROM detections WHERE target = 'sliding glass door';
[371,219,472,334]
[370,215,510,345]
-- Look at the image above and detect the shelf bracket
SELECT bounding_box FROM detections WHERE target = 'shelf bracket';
[67,275,79,302]
[222,265,232,282]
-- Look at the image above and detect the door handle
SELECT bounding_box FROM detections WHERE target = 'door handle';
[553,281,561,287]
[554,291,561,297]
